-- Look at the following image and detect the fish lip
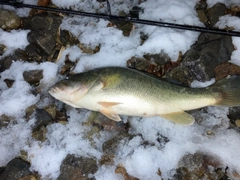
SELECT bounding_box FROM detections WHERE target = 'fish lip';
[48,86,60,96]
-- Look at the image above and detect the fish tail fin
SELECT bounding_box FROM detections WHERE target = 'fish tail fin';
[209,76,240,107]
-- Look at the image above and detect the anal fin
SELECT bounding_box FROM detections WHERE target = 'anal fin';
[160,111,195,125]
[100,109,121,122]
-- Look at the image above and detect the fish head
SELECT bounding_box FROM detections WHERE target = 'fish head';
[48,77,94,108]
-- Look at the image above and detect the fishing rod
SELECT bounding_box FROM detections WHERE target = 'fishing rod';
[1,0,240,37]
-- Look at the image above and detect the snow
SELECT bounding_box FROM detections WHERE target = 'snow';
[0,0,240,179]
[0,29,30,56]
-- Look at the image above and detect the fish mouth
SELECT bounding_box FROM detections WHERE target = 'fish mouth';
[48,86,64,98]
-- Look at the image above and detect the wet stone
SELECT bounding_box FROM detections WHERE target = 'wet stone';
[32,109,53,132]
[57,154,98,180]
[0,158,32,180]
[0,10,21,30]
[23,70,43,86]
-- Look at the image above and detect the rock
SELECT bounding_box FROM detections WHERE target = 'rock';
[19,175,38,180]
[129,6,143,19]
[0,114,15,129]
[26,13,62,57]
[27,30,56,55]
[0,158,32,180]
[32,109,53,132]
[109,11,134,36]
[60,57,77,75]
[25,44,42,62]
[143,51,171,65]
[127,55,180,78]
[0,44,6,55]
[99,154,115,165]
[37,0,51,7]
[3,79,15,88]
[0,10,21,30]
[214,62,240,81]
[174,152,226,180]
[44,105,57,119]
[56,29,79,46]
[195,1,208,25]
[57,154,98,180]
[25,105,37,119]
[102,132,132,155]
[30,13,62,36]
[166,33,234,85]
[140,32,148,45]
[78,43,100,54]
[206,3,227,26]
[0,49,28,72]
[115,164,139,180]
[235,120,240,127]
[228,107,240,123]
[32,126,47,142]
[23,70,43,86]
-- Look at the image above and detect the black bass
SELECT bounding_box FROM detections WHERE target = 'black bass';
[48,67,240,125]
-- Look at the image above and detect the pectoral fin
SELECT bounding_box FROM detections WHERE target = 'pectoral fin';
[100,109,121,122]
[98,101,122,107]
[160,111,195,125]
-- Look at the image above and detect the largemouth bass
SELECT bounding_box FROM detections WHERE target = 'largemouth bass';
[48,67,240,125]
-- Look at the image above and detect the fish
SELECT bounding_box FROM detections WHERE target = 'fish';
[48,66,240,125]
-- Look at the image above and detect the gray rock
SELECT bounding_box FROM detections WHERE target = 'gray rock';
[25,13,63,57]
[23,70,43,86]
[143,51,171,65]
[0,158,32,180]
[166,33,234,85]
[102,132,131,155]
[57,154,98,180]
[0,10,20,30]
[174,152,226,180]
[27,29,56,55]
[32,109,53,132]
[206,3,227,26]
[0,49,28,72]
[30,13,62,36]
